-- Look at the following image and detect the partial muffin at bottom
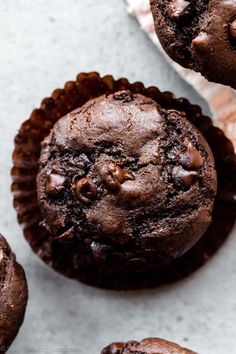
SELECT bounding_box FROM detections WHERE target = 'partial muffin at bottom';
[101,337,196,354]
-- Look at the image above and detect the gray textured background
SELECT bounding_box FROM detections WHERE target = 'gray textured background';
[0,1,236,353]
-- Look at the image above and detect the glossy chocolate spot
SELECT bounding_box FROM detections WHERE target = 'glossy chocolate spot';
[230,19,236,39]
[102,342,125,354]
[55,227,74,242]
[0,249,4,269]
[90,242,110,262]
[101,163,134,191]
[46,173,65,196]
[172,166,198,187]
[113,90,133,102]
[128,257,146,265]
[191,32,209,55]
[75,177,97,204]
[168,0,191,21]
[180,141,203,170]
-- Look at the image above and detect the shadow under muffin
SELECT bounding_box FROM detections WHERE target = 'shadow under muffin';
[11,72,236,290]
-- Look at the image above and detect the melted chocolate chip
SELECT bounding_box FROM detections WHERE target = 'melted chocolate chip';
[168,0,191,21]
[75,177,97,204]
[46,173,65,196]
[55,228,74,242]
[230,19,236,39]
[101,163,134,191]
[90,242,110,262]
[172,166,198,187]
[128,257,146,265]
[0,249,4,269]
[113,91,133,102]
[180,141,203,170]
[102,342,125,354]
[191,32,209,54]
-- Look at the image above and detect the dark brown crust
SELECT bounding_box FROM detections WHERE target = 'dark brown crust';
[101,337,196,353]
[0,234,28,353]
[37,91,217,265]
[11,72,236,289]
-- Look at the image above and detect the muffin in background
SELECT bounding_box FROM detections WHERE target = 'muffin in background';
[150,0,236,89]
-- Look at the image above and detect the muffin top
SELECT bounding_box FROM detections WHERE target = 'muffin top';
[37,90,216,260]
[101,337,196,354]
[150,0,236,88]
[0,234,28,352]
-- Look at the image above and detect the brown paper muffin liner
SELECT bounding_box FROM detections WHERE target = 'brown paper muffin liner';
[11,72,236,289]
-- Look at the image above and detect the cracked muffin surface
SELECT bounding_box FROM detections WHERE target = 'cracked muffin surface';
[150,0,236,88]
[37,90,217,270]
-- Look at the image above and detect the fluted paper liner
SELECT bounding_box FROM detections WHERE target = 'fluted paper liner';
[12,72,236,289]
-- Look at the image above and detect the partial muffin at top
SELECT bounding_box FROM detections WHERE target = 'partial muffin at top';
[101,337,196,354]
[0,234,28,353]
[37,90,216,270]
[150,0,236,88]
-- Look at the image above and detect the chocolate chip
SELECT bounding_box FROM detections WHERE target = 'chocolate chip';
[180,141,203,170]
[101,162,134,191]
[0,249,4,269]
[46,173,65,195]
[55,227,74,242]
[75,177,97,204]
[172,166,198,187]
[113,90,133,102]
[104,343,125,353]
[230,19,236,39]
[191,32,209,54]
[90,242,110,262]
[168,0,191,21]
[128,257,146,265]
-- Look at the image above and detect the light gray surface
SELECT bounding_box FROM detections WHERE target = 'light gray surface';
[0,1,235,353]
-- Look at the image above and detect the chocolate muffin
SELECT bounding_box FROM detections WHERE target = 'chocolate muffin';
[101,338,196,354]
[150,0,236,88]
[12,72,236,289]
[37,90,216,265]
[0,234,28,353]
